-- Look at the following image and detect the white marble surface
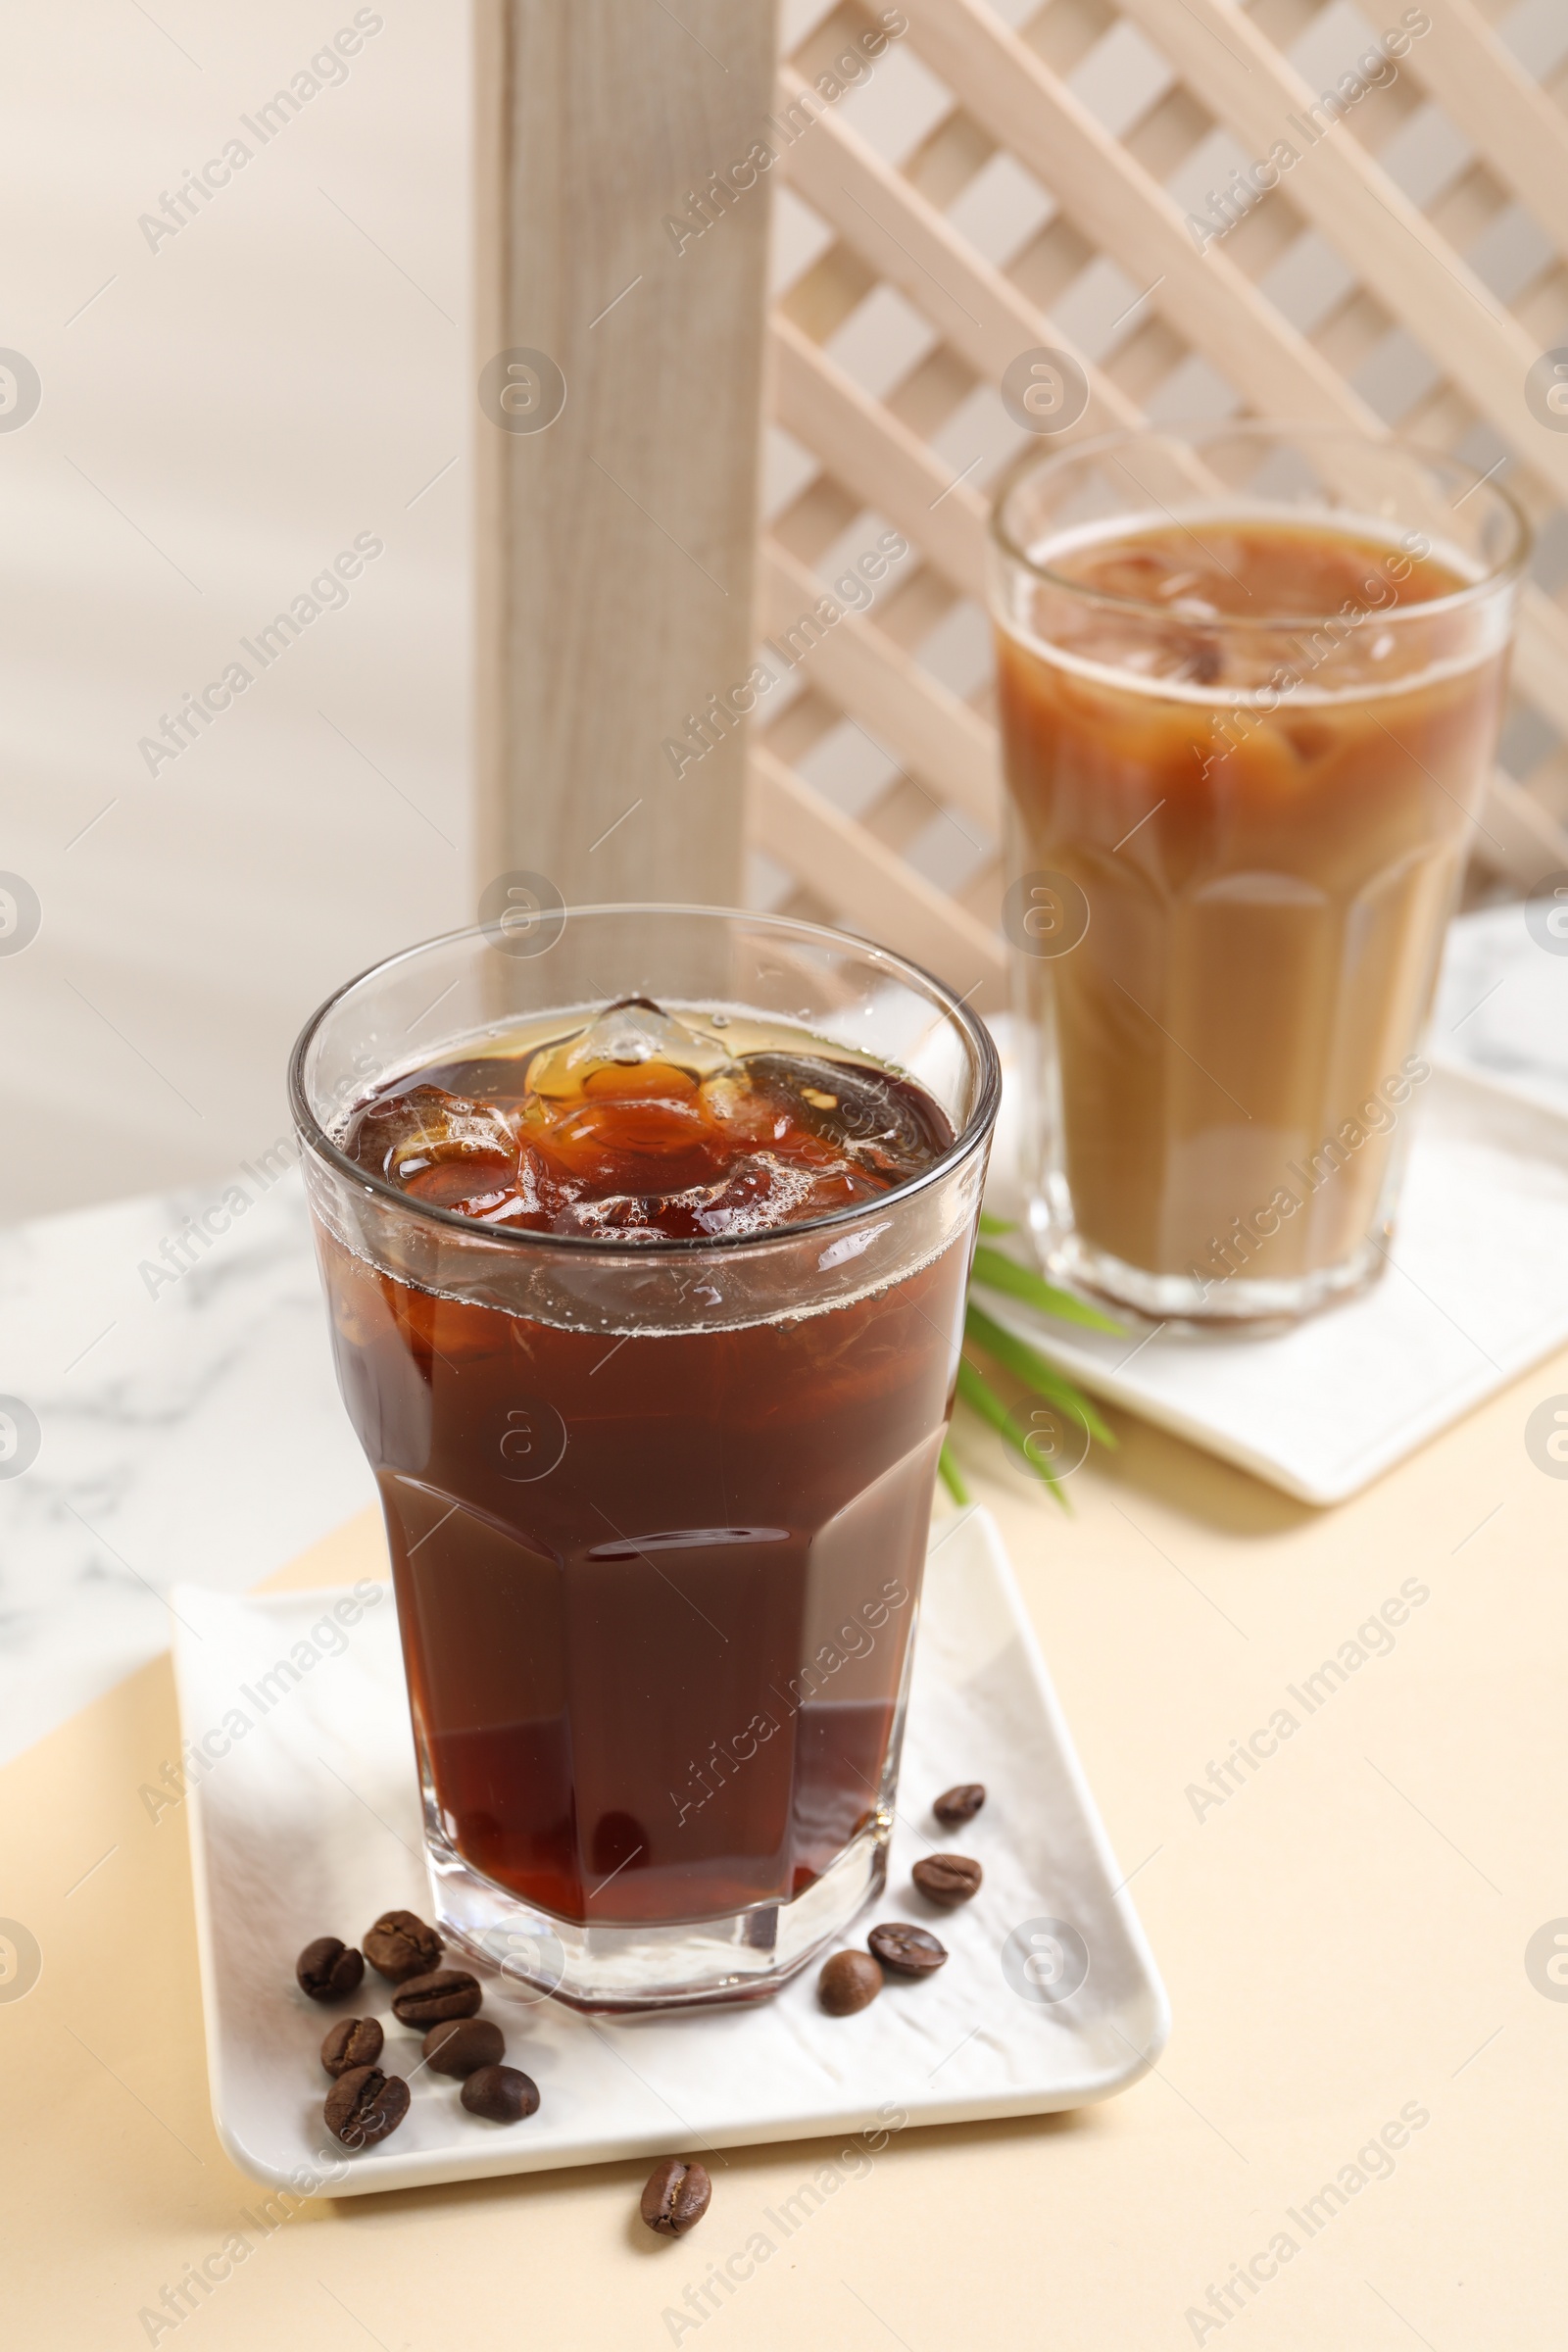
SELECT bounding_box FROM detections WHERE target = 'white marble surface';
[1,906,1563,1764]
[0,1167,373,1766]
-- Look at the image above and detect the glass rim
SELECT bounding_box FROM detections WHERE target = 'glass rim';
[987,420,1531,633]
[287,903,1003,1259]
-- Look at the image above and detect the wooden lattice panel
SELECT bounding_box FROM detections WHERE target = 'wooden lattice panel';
[745,0,1568,1006]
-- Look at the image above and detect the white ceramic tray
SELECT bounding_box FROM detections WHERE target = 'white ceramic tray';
[983,1059,1568,1505]
[172,1507,1168,2195]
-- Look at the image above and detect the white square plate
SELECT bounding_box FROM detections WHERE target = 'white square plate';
[983,1060,1568,1505]
[172,1507,1168,2194]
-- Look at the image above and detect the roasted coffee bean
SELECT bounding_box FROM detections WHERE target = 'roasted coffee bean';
[321,2016,384,2078]
[817,1949,883,2015]
[912,1853,983,1906]
[640,2156,711,2236]
[868,1922,948,1976]
[296,1936,365,2002]
[323,2065,411,2149]
[461,2063,540,2124]
[391,1967,482,2026]
[423,2018,505,2078]
[933,1783,986,1828]
[364,1908,443,1984]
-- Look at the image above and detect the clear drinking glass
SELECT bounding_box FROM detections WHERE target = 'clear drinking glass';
[289,906,998,2010]
[988,424,1527,1324]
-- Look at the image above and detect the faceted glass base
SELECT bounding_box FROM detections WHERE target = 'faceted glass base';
[425,1817,890,2013]
[1036,1211,1390,1330]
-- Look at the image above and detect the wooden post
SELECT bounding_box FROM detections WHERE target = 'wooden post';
[473,0,777,917]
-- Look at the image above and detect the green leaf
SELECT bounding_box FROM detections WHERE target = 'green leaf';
[977,1210,1015,1235]
[956,1352,1016,1438]
[964,1301,1118,1448]
[937,1443,970,1506]
[969,1245,1122,1333]
[956,1356,1070,1511]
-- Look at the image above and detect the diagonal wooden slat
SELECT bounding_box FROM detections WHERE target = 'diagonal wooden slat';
[1504,605,1568,752]
[894,0,1568,738]
[760,538,1001,829]
[770,312,989,599]
[774,62,1142,432]
[1399,0,1568,242]
[1485,767,1568,881]
[749,743,1007,1001]
[897,0,1388,430]
[1115,0,1568,505]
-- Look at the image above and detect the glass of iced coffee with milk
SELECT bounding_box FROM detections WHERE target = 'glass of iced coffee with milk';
[988,424,1526,1324]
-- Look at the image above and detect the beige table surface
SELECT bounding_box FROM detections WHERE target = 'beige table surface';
[7,1350,1566,2351]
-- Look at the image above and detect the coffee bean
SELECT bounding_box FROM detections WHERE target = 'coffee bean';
[461,2063,540,2124]
[868,1922,948,1976]
[640,2156,711,2236]
[364,1909,443,1984]
[391,1967,482,2026]
[933,1783,986,1828]
[321,2016,384,2078]
[912,1853,983,1905]
[423,2018,505,2078]
[817,1949,882,2015]
[323,2065,411,2148]
[296,1936,365,2002]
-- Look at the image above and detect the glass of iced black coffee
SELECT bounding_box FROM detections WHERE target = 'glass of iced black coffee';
[988,424,1527,1324]
[290,907,998,2009]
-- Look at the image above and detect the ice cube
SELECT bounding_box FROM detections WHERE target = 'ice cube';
[1280,718,1336,765]
[740,1054,951,1184]
[1172,635,1223,686]
[525,998,732,1100]
[343,1083,521,1214]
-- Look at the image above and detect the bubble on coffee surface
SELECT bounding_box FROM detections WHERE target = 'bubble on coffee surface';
[341,999,951,1241]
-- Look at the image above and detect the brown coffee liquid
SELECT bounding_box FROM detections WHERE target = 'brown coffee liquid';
[321,1004,963,1927]
[997,516,1509,1287]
